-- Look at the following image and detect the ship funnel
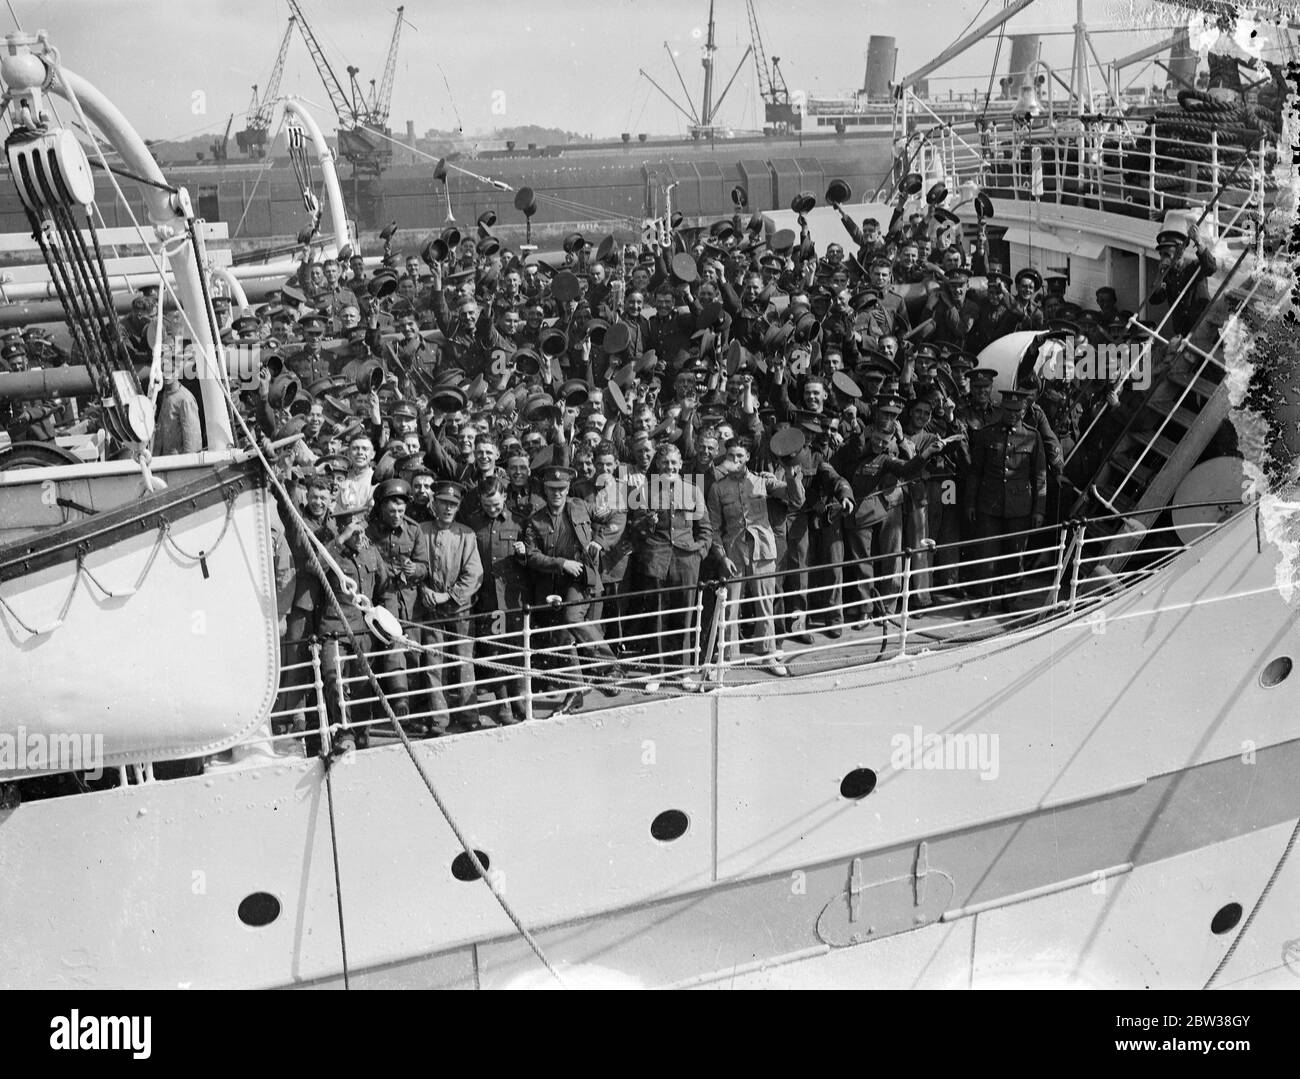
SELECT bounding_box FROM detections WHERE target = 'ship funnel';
[863,36,896,99]
[1007,35,1041,90]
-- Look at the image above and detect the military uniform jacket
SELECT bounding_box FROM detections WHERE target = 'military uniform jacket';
[366,517,432,620]
[1151,244,1217,335]
[287,348,333,387]
[467,509,526,614]
[572,476,631,583]
[419,520,483,617]
[287,510,338,612]
[706,467,798,567]
[317,540,388,637]
[965,421,1047,519]
[798,446,854,524]
[630,477,713,579]
[842,440,926,526]
[524,497,602,598]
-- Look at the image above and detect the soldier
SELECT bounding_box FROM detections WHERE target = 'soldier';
[924,268,978,349]
[963,389,1047,618]
[628,443,713,669]
[466,475,528,725]
[1151,223,1218,343]
[417,480,485,734]
[277,475,337,733]
[837,396,934,618]
[366,478,432,725]
[524,465,621,714]
[406,466,436,524]
[317,502,387,754]
[783,414,854,643]
[707,436,802,675]
[969,271,1019,352]
[1010,269,1046,332]
[503,447,539,521]
[286,314,333,386]
[865,256,913,338]
[573,441,632,640]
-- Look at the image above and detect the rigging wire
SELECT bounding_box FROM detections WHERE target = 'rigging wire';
[47,68,568,984]
[434,62,465,135]
[230,111,288,241]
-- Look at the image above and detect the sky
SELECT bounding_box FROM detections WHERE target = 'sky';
[3,0,1289,145]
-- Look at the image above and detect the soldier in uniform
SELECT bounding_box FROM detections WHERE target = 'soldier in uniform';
[969,271,1019,352]
[707,436,802,675]
[417,480,485,734]
[524,465,621,713]
[1010,269,1046,332]
[503,447,540,521]
[316,502,387,754]
[465,476,528,725]
[963,389,1047,618]
[277,475,337,733]
[365,478,432,725]
[783,414,854,642]
[286,314,333,386]
[837,396,931,618]
[1151,223,1219,344]
[628,443,713,669]
[573,441,632,640]
[924,268,978,349]
[865,256,912,338]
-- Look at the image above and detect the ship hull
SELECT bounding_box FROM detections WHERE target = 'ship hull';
[1,507,1297,989]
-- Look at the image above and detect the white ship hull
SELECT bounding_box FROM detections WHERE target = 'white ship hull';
[2,507,1297,989]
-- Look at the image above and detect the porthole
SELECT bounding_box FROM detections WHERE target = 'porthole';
[650,809,689,842]
[237,892,281,928]
[451,850,491,881]
[1211,902,1243,935]
[840,767,877,800]
[1259,656,1292,688]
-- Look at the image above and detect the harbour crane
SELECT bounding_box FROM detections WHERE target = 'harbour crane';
[235,15,296,159]
[209,113,234,162]
[286,0,405,177]
[743,0,797,133]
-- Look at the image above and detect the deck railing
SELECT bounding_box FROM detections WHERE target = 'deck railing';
[907,109,1277,243]
[245,506,1241,757]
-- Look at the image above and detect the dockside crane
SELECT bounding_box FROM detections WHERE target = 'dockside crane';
[371,5,405,130]
[209,113,234,161]
[286,0,405,178]
[743,0,797,133]
[236,15,296,159]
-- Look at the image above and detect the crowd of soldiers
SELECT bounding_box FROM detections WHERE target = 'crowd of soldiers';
[0,184,1219,747]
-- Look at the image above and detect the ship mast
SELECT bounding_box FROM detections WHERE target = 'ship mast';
[700,0,717,127]
[1069,0,1092,111]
